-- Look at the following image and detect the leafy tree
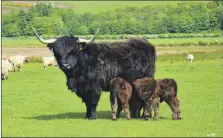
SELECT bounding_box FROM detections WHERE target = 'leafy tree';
[2,23,20,37]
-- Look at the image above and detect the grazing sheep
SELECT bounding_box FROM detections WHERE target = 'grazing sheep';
[147,78,182,120]
[42,56,57,68]
[2,60,12,80]
[130,77,157,120]
[109,77,132,120]
[2,59,12,72]
[187,54,194,62]
[2,56,8,60]
[8,55,29,71]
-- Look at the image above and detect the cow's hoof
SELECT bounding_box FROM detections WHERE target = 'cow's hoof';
[87,116,97,120]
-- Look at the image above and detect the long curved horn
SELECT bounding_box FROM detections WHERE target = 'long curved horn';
[79,28,100,43]
[32,27,56,44]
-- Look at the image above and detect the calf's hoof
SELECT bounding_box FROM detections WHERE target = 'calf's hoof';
[112,115,117,120]
[153,117,158,121]
[126,116,131,120]
[144,117,149,120]
[112,118,117,121]
[177,113,182,120]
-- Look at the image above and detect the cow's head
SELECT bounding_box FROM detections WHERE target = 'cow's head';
[32,27,100,70]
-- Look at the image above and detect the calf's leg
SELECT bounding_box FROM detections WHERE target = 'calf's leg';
[166,96,181,120]
[111,98,118,120]
[143,101,152,120]
[122,103,131,120]
[151,97,160,120]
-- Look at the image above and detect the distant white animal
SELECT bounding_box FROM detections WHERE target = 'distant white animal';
[2,59,12,72]
[8,55,29,71]
[187,54,194,63]
[42,56,57,68]
[2,56,8,60]
[2,60,12,80]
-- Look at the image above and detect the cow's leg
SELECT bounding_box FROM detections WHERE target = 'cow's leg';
[130,97,142,119]
[85,102,91,119]
[132,104,141,119]
[88,89,101,120]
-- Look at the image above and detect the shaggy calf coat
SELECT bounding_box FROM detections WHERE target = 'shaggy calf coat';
[136,78,182,120]
[130,77,157,120]
[152,78,182,120]
[109,77,132,120]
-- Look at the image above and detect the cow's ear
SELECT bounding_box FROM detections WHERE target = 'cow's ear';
[47,43,54,51]
[79,42,87,50]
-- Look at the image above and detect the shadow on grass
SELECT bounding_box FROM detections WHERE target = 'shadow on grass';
[22,111,111,120]
[23,111,170,121]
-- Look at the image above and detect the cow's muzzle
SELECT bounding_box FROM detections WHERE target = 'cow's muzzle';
[62,63,71,69]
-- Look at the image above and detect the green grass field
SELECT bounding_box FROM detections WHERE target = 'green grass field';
[2,52,223,137]
[2,37,223,48]
[2,1,206,15]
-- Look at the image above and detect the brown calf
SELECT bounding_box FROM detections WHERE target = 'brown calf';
[130,77,157,120]
[109,77,132,120]
[153,78,182,120]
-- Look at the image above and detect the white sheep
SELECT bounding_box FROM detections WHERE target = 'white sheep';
[42,56,57,68]
[2,60,12,80]
[8,55,29,71]
[3,59,12,72]
[187,54,194,63]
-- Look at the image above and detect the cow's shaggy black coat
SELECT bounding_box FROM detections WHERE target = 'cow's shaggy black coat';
[47,36,156,119]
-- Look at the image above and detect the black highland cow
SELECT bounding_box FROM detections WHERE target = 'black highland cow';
[32,28,156,120]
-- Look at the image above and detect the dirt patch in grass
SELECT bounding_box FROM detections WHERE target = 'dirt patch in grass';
[2,48,53,57]
[1,46,222,58]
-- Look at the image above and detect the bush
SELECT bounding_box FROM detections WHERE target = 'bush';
[198,41,208,46]
[28,56,43,63]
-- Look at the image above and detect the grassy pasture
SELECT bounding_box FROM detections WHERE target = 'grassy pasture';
[2,1,203,15]
[2,37,223,48]
[2,51,223,137]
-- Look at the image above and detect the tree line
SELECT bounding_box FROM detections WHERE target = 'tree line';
[2,1,223,37]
